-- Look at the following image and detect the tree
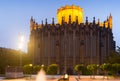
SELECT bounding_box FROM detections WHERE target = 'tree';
[87,64,99,79]
[33,65,41,74]
[40,64,47,72]
[74,64,84,79]
[100,63,112,79]
[111,63,120,76]
[0,68,1,74]
[0,47,30,74]
[106,46,120,64]
[106,52,120,63]
[47,64,58,75]
[23,64,33,74]
[116,46,120,54]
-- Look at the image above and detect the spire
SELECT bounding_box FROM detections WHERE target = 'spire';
[52,18,54,25]
[33,19,35,23]
[85,16,88,25]
[69,15,71,24]
[93,17,95,24]
[41,20,43,26]
[35,23,38,29]
[98,18,100,25]
[30,16,33,21]
[108,22,110,28]
[36,22,38,25]
[30,16,34,32]
[107,16,109,21]
[108,13,112,29]
[109,13,112,18]
[103,21,106,27]
[45,18,47,25]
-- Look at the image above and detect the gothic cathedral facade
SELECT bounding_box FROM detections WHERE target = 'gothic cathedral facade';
[28,5,115,74]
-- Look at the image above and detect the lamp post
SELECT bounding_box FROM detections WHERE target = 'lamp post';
[29,64,33,79]
[18,34,24,66]
[41,64,44,68]
[41,64,45,71]
[97,64,99,75]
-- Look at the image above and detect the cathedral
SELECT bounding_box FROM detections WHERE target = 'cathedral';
[28,5,115,74]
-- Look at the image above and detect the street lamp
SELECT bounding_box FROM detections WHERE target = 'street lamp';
[41,64,44,68]
[41,64,45,71]
[29,64,33,79]
[97,64,99,75]
[18,34,24,66]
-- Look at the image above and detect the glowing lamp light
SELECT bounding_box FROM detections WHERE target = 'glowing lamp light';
[41,64,44,67]
[64,74,68,79]
[19,43,23,50]
[18,35,24,50]
[20,35,24,43]
[29,64,33,67]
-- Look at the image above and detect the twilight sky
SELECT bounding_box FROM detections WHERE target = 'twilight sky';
[0,0,120,52]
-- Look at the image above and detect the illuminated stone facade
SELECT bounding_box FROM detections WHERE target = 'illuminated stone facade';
[57,5,84,24]
[28,5,115,74]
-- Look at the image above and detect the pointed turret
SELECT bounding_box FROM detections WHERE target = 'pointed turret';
[105,16,109,28]
[103,21,106,27]
[107,16,109,21]
[108,13,112,29]
[85,16,88,25]
[108,22,110,29]
[41,20,43,26]
[45,18,48,25]
[93,17,95,25]
[30,16,33,21]
[35,23,38,30]
[30,16,35,32]
[52,18,55,25]
[109,13,112,18]
[98,18,100,25]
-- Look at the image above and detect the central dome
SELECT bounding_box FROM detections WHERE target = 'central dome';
[57,5,84,24]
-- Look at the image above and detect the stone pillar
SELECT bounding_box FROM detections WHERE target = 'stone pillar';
[64,29,67,73]
[90,31,92,64]
[33,32,36,65]
[39,31,42,65]
[42,31,44,65]
[97,31,100,64]
[48,31,51,65]
[31,33,35,65]
[73,30,76,67]
[80,30,84,64]
[56,31,60,74]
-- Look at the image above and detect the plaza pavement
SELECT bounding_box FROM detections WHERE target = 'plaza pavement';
[0,75,120,81]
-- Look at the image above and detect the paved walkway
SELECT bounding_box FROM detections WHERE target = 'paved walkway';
[0,75,120,81]
[74,76,120,81]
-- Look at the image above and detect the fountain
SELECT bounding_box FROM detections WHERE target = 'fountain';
[36,69,46,81]
[64,74,68,79]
